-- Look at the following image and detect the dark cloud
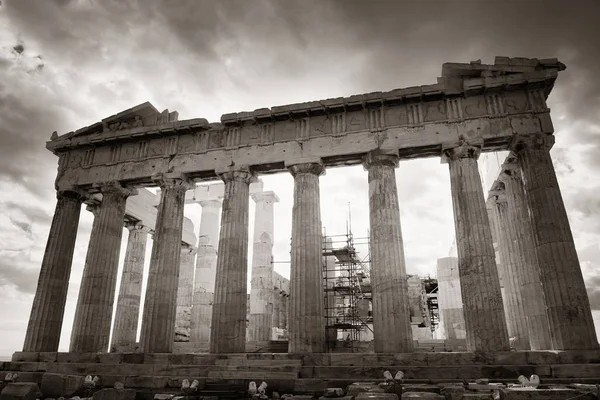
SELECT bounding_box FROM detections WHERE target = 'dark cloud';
[9,218,32,236]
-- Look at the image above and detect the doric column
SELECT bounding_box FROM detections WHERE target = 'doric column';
[191,199,221,346]
[288,161,326,353]
[248,191,279,342]
[281,293,288,330]
[273,289,281,333]
[362,150,413,353]
[498,158,552,350]
[110,222,150,352]
[512,134,598,349]
[70,182,134,353]
[490,188,530,350]
[209,169,255,353]
[140,175,193,353]
[442,139,509,352]
[175,244,197,342]
[23,190,84,352]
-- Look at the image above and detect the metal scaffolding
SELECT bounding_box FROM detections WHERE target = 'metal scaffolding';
[322,225,373,352]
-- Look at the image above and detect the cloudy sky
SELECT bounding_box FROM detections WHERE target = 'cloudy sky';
[1,0,599,356]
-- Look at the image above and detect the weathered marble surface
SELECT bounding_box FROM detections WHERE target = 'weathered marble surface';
[443,139,509,352]
[363,150,413,353]
[288,162,326,353]
[140,176,192,353]
[23,191,83,352]
[175,244,196,342]
[111,223,149,352]
[71,183,133,353]
[210,170,255,353]
[248,191,278,342]
[512,134,598,350]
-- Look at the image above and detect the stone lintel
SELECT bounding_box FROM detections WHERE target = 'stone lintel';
[251,190,280,203]
[510,133,555,153]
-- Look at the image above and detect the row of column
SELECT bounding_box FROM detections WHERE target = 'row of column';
[23,132,597,354]
[486,135,597,350]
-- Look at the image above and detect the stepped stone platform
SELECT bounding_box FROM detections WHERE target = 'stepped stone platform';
[2,350,600,397]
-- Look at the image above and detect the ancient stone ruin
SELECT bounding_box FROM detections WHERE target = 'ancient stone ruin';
[2,56,600,399]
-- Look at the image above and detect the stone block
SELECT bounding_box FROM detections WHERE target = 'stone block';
[56,352,97,363]
[37,352,58,362]
[97,353,122,364]
[40,372,85,397]
[499,388,596,399]
[354,394,398,399]
[440,385,465,400]
[323,387,344,397]
[320,397,353,400]
[0,382,42,400]
[463,394,493,399]
[92,387,137,400]
[403,385,440,393]
[10,353,38,363]
[121,352,145,364]
[347,382,384,396]
[401,393,442,399]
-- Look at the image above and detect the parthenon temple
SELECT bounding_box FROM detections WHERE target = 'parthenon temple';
[5,56,600,398]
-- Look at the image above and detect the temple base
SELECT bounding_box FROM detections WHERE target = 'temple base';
[4,350,600,397]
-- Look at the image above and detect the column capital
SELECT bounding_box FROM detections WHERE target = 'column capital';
[94,181,137,197]
[218,169,257,185]
[510,133,555,153]
[199,199,222,208]
[152,173,195,191]
[362,149,399,169]
[251,190,279,204]
[181,243,198,255]
[441,137,483,163]
[124,221,152,233]
[56,188,90,202]
[85,202,100,217]
[288,162,325,177]
[489,187,508,205]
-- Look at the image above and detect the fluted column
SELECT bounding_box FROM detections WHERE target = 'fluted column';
[363,150,413,353]
[499,158,552,350]
[70,182,134,352]
[442,139,509,352]
[490,188,530,350]
[140,175,192,353]
[272,289,281,332]
[110,222,150,352]
[288,161,326,353]
[248,191,279,342]
[175,244,197,342]
[191,199,221,346]
[281,293,288,330]
[512,134,598,349]
[23,190,84,352]
[209,169,255,353]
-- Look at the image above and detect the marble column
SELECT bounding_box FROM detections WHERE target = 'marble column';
[272,290,281,334]
[490,188,530,350]
[362,150,413,353]
[209,169,255,353]
[70,182,134,353]
[110,222,150,352]
[191,199,221,347]
[281,293,288,330]
[140,176,192,353]
[248,191,279,342]
[23,190,84,352]
[498,158,552,350]
[486,198,514,343]
[288,161,326,353]
[512,134,598,349]
[436,257,466,340]
[442,139,509,352]
[175,244,197,342]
